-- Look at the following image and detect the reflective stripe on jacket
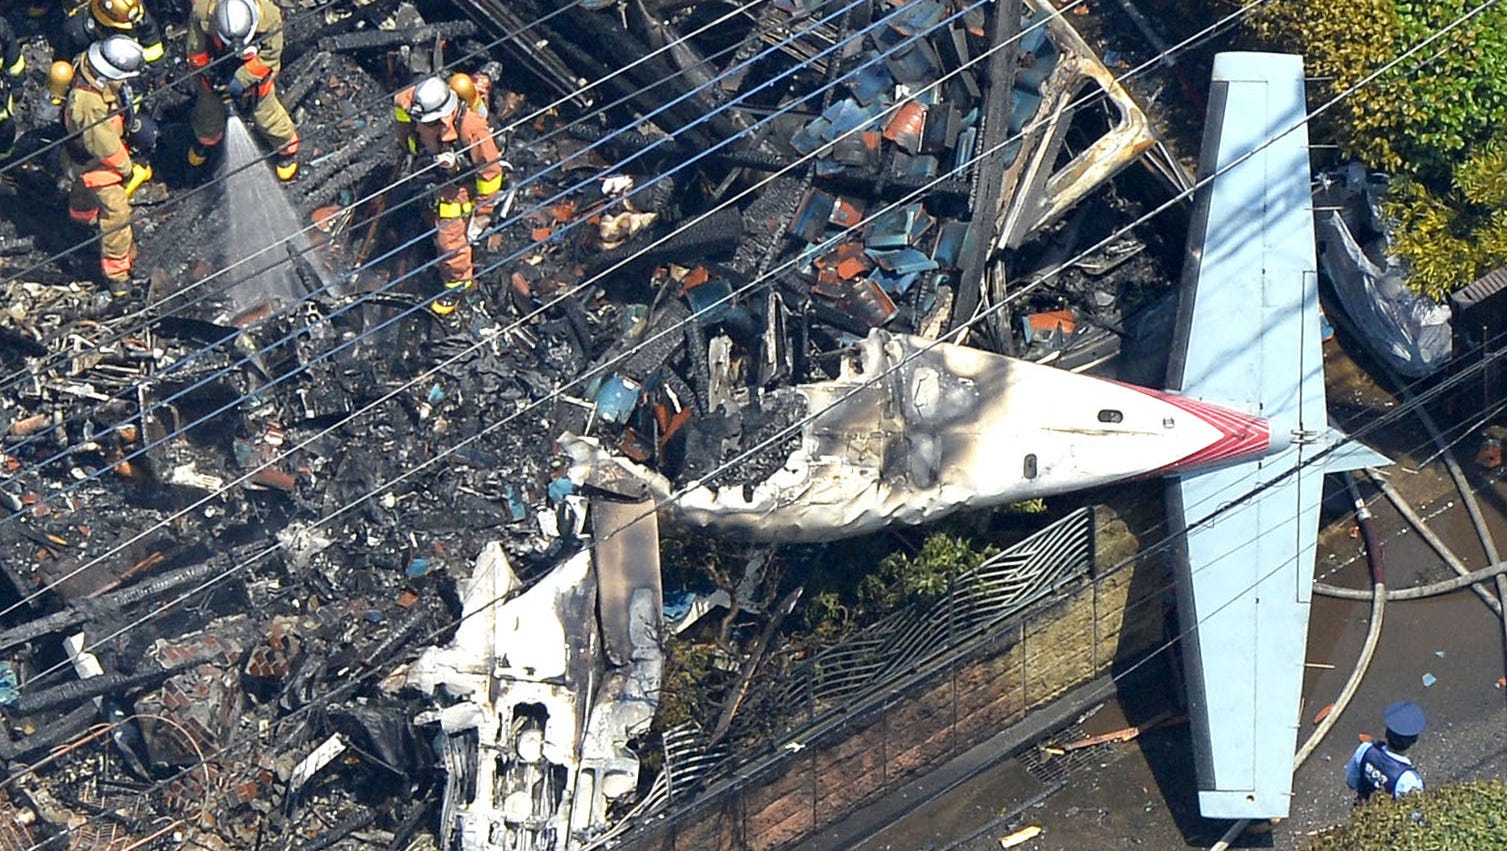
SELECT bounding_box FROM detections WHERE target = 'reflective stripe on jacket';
[393,85,504,207]
[64,73,131,188]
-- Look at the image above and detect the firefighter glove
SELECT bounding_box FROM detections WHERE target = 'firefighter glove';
[228,74,247,99]
[433,150,459,172]
[123,162,152,197]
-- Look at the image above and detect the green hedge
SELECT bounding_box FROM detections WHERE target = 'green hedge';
[1300,780,1507,850]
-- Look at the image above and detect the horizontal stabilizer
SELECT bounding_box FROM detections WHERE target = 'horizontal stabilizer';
[1322,425,1392,473]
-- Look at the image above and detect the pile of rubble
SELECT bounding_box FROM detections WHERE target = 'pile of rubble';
[0,0,1200,846]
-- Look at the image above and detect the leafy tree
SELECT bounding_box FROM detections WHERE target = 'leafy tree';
[1251,0,1507,177]
[1386,152,1507,300]
[656,636,721,729]
[1299,780,1507,850]
[1249,0,1507,295]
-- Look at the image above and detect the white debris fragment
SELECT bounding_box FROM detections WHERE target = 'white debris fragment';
[167,463,226,492]
[288,734,347,794]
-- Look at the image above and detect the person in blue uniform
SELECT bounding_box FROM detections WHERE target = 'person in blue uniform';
[1346,700,1426,802]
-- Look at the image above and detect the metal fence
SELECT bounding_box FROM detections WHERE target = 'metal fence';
[596,506,1144,850]
[764,507,1094,724]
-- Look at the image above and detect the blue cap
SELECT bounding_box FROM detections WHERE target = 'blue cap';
[1384,700,1426,737]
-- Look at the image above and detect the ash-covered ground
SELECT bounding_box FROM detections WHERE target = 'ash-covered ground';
[0,0,1199,846]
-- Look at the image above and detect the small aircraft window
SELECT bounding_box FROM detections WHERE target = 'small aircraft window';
[1098,409,1124,423]
[1023,454,1038,478]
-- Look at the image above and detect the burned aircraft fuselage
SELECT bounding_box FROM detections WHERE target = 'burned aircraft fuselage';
[570,329,1276,541]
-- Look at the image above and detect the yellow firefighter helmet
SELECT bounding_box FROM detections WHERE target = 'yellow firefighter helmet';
[90,0,145,30]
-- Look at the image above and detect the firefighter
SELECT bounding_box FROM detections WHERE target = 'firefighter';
[48,0,163,164]
[185,0,298,180]
[0,13,26,159]
[394,75,505,316]
[62,35,153,295]
[59,0,165,68]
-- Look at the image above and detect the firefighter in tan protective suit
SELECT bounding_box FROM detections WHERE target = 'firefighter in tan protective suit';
[394,76,505,315]
[185,0,299,180]
[63,35,153,295]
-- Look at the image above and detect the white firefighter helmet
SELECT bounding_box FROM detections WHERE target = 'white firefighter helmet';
[87,34,145,80]
[212,0,260,50]
[409,76,458,123]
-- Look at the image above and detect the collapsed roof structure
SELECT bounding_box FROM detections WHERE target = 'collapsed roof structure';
[0,0,1236,846]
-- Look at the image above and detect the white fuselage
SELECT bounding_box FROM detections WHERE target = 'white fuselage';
[574,330,1277,541]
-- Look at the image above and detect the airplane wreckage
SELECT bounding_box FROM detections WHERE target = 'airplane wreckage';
[0,0,1385,844]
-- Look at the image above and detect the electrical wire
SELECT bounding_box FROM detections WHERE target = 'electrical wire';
[0,0,929,460]
[9,0,1440,682]
[5,0,1488,686]
[0,0,588,179]
[0,0,900,504]
[0,0,1018,617]
[0,0,370,187]
[5,0,1501,845]
[0,0,774,356]
[0,0,786,467]
[0,0,1283,711]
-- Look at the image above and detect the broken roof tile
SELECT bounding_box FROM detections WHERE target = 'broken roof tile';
[932,220,973,269]
[595,375,643,425]
[686,277,735,324]
[867,247,939,276]
[865,204,919,249]
[883,101,927,155]
[851,64,894,106]
[888,0,946,36]
[830,197,867,229]
[841,279,898,328]
[820,98,878,139]
[791,117,832,155]
[790,190,838,243]
[884,39,942,86]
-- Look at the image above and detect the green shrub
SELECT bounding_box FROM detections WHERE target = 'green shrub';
[1385,142,1507,299]
[1251,0,1507,176]
[1249,0,1507,297]
[656,636,720,729]
[862,531,999,610]
[1300,780,1507,850]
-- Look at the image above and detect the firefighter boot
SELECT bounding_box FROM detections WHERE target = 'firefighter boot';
[431,279,475,316]
[274,151,298,181]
